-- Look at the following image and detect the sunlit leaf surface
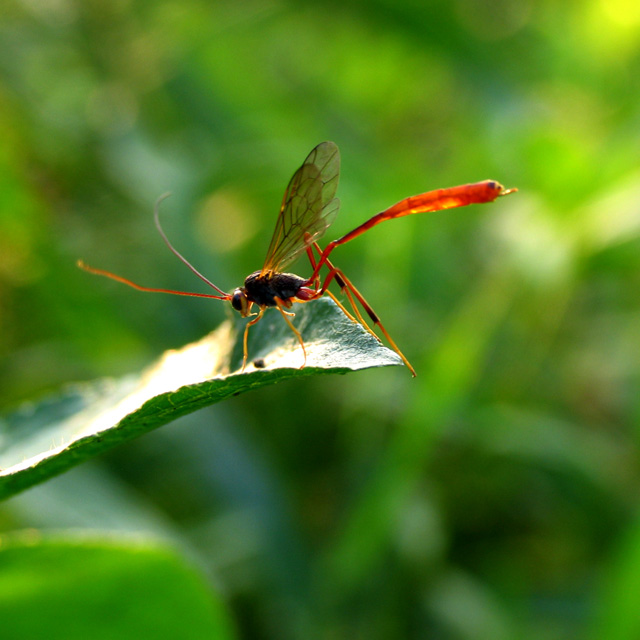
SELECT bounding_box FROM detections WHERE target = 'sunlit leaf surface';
[0,298,402,501]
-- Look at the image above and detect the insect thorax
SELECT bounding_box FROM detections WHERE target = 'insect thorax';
[243,270,307,307]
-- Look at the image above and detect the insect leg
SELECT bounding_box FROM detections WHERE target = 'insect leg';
[309,243,376,334]
[304,244,359,324]
[275,298,307,368]
[331,268,416,376]
[310,248,417,376]
[325,289,360,325]
[242,307,266,372]
[305,245,322,289]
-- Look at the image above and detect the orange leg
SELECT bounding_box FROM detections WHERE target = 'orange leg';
[325,267,416,377]
[306,245,359,324]
[242,307,266,371]
[242,301,306,371]
[275,299,307,368]
[311,243,374,333]
[306,242,417,377]
[325,289,360,326]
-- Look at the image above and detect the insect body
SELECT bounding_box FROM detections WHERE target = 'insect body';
[79,142,516,375]
[233,271,313,312]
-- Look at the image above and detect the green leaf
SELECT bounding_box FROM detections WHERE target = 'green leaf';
[0,297,402,501]
[0,533,237,640]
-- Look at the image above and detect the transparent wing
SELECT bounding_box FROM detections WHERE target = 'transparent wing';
[261,141,340,275]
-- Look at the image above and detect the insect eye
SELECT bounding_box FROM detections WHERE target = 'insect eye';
[231,289,247,313]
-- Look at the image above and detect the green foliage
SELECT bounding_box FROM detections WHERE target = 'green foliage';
[0,534,236,640]
[2,1,640,639]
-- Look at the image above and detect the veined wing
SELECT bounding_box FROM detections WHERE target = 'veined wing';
[261,141,340,275]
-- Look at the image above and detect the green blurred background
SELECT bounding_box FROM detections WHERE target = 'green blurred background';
[2,0,640,638]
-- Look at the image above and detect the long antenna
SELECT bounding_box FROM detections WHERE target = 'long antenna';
[154,193,229,296]
[76,260,229,300]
